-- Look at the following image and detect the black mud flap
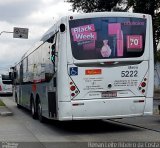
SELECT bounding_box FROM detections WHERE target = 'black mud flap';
[48,92,56,118]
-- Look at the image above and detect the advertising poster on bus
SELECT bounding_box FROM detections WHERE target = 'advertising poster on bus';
[69,17,146,60]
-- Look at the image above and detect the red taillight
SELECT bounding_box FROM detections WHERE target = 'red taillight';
[0,85,2,91]
[69,78,80,99]
[70,86,76,91]
[138,76,147,95]
[104,61,115,65]
[141,82,146,87]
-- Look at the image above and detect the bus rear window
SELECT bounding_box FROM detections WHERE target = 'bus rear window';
[69,17,146,60]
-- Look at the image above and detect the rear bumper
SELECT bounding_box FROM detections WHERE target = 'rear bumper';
[57,97,153,121]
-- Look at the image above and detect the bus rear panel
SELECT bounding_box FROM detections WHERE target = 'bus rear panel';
[12,12,153,121]
[57,13,153,120]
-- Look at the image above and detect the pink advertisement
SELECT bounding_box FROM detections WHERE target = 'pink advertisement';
[108,23,121,35]
[127,35,143,51]
[72,32,97,42]
[71,24,97,42]
[69,17,146,60]
[108,23,124,57]
[71,24,95,34]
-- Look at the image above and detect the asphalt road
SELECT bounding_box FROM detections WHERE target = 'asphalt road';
[0,97,160,148]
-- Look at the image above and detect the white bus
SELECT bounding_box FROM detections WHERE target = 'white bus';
[10,12,154,122]
[0,75,12,96]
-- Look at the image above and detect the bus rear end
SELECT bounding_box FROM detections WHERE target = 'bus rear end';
[59,12,154,120]
[0,75,13,96]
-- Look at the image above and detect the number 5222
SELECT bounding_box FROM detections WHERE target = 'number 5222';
[121,70,138,77]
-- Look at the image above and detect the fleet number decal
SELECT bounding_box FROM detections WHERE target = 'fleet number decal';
[121,70,138,77]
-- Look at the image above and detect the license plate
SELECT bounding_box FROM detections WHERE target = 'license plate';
[102,91,117,97]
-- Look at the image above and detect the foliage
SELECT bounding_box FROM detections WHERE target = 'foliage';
[66,0,120,12]
[0,99,5,106]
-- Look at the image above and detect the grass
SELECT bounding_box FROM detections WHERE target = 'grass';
[0,99,5,106]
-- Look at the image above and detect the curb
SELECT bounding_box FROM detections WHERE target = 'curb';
[153,108,160,115]
[0,111,13,116]
[153,105,160,115]
[0,106,13,116]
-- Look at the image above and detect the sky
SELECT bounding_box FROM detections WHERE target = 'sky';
[0,0,76,74]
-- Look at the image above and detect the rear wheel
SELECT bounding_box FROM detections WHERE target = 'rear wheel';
[37,100,45,123]
[15,93,21,108]
[31,99,37,119]
[17,103,21,108]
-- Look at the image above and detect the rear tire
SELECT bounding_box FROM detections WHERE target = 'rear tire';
[15,93,21,108]
[17,104,21,108]
[31,99,37,119]
[37,100,45,123]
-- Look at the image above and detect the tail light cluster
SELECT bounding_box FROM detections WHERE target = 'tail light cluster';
[69,79,80,99]
[138,77,147,94]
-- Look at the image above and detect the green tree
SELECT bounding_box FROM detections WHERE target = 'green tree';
[66,0,160,61]
[66,0,120,12]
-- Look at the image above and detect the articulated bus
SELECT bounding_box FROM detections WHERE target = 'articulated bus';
[9,12,154,122]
